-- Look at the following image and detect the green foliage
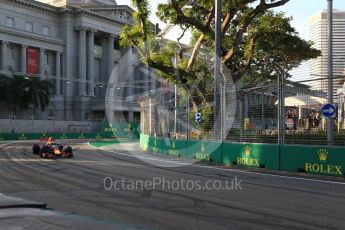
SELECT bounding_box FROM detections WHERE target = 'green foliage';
[0,74,52,117]
[28,77,52,115]
[121,0,321,131]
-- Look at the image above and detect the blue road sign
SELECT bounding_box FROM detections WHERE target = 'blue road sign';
[195,112,201,122]
[321,103,336,118]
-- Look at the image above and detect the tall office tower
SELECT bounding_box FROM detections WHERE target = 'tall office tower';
[309,10,345,98]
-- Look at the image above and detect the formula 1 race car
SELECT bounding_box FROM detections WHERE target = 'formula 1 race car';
[32,137,73,159]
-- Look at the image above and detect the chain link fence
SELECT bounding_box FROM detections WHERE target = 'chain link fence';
[140,73,345,146]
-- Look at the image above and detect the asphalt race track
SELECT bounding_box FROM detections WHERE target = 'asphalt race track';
[0,141,345,230]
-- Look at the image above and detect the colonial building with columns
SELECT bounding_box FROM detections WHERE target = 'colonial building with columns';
[0,0,151,123]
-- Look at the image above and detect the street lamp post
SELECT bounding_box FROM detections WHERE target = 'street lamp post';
[327,0,334,145]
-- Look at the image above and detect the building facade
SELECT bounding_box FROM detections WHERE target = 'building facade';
[0,0,150,123]
[309,10,345,97]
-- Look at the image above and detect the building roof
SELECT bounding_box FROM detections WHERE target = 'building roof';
[5,0,133,25]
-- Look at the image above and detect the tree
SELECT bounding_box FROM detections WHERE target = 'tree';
[120,0,320,132]
[27,77,52,119]
[0,74,52,118]
[2,75,32,117]
[0,74,9,103]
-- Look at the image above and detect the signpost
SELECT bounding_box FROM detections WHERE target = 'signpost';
[321,103,336,118]
[195,112,201,123]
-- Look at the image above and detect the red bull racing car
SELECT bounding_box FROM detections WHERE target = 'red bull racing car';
[32,137,73,159]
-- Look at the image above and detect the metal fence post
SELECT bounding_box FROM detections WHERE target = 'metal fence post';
[327,0,334,145]
[278,71,285,145]
[213,0,222,141]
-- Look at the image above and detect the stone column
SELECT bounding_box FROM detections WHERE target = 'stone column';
[55,51,61,96]
[39,48,46,79]
[107,34,115,78]
[88,29,96,96]
[78,27,87,96]
[21,45,27,74]
[1,41,9,71]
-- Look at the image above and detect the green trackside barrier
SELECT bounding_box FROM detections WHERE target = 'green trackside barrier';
[146,136,169,154]
[0,132,116,141]
[280,145,345,176]
[158,138,170,155]
[101,121,140,138]
[0,123,140,141]
[139,136,345,177]
[150,137,170,155]
[89,139,122,148]
[222,142,280,170]
[165,139,187,158]
[149,137,162,154]
[140,134,149,151]
[146,136,155,153]
[142,136,185,156]
[186,140,222,163]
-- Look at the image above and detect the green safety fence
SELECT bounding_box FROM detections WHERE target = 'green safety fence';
[186,140,222,163]
[0,132,115,141]
[89,139,136,148]
[280,145,345,176]
[139,135,345,177]
[149,137,169,155]
[140,134,150,151]
[101,121,140,139]
[222,142,280,170]
[141,135,187,157]
[165,139,188,158]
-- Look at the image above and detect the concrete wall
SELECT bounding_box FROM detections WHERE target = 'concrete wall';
[0,119,101,133]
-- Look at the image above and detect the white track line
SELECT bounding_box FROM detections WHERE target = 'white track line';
[0,141,17,147]
[86,142,345,186]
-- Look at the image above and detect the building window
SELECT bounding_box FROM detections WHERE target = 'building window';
[114,37,120,50]
[6,17,14,28]
[43,26,50,36]
[94,36,102,46]
[25,22,33,32]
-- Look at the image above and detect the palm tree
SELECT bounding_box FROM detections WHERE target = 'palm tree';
[4,75,32,117]
[27,77,52,119]
[0,74,10,103]
[0,74,52,118]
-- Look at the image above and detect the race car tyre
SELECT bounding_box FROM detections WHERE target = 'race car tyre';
[41,146,48,153]
[65,146,73,153]
[32,144,40,155]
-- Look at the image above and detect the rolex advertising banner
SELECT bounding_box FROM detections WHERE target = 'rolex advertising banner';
[165,139,187,158]
[101,121,140,139]
[186,141,222,163]
[0,132,114,141]
[138,135,345,176]
[151,138,169,154]
[222,142,279,170]
[280,145,345,176]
